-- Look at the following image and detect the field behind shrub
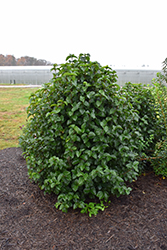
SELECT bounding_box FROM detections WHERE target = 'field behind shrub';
[0,87,40,150]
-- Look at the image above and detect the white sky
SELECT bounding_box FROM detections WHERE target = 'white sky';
[1,0,167,69]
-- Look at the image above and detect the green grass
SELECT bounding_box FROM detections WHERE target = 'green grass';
[0,87,40,150]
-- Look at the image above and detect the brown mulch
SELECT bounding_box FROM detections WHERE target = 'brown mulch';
[0,148,167,250]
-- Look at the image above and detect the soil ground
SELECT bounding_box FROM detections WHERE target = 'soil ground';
[0,147,167,250]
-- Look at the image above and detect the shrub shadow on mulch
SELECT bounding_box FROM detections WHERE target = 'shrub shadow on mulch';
[0,147,167,250]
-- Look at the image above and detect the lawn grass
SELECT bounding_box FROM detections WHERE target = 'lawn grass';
[0,87,40,150]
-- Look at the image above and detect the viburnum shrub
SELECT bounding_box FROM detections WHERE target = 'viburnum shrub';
[149,59,167,177]
[122,83,158,160]
[19,53,148,216]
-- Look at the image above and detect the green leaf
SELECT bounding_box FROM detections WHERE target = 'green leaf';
[103,153,114,162]
[118,145,129,153]
[96,100,102,107]
[90,110,96,119]
[84,101,89,107]
[104,126,109,133]
[103,192,109,202]
[50,183,56,188]
[74,125,81,134]
[72,113,78,121]
[95,127,103,136]
[91,145,100,151]
[72,158,80,165]
[71,102,81,112]
[125,187,132,195]
[73,203,78,210]
[90,169,97,179]
[80,154,88,161]
[76,151,81,157]
[92,151,97,159]
[55,202,61,209]
[80,96,85,102]
[99,89,108,99]
[66,95,71,103]
[63,170,71,181]
[68,111,73,116]
[72,80,77,87]
[87,91,95,99]
[96,166,104,175]
[81,123,86,133]
[100,120,107,127]
[57,173,63,182]
[76,172,83,178]
[81,133,89,144]
[79,108,85,115]
[72,183,79,192]
[132,161,139,172]
[88,131,96,138]
[53,108,61,114]
[85,150,92,157]
[83,173,89,180]
[97,191,103,199]
[78,176,84,186]
[90,187,96,195]
[46,112,51,117]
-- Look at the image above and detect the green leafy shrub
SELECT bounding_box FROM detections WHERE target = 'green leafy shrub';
[122,83,158,152]
[149,60,167,177]
[154,58,167,86]
[150,139,167,177]
[19,53,148,216]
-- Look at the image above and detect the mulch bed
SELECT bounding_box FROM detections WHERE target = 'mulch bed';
[0,147,167,250]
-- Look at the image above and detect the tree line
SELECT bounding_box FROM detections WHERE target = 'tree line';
[0,54,53,66]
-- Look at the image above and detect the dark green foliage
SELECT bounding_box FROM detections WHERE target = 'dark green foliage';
[149,61,167,177]
[150,140,167,177]
[122,83,158,153]
[19,53,153,216]
[155,58,167,86]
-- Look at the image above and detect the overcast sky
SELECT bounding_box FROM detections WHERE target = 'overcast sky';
[1,0,166,69]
